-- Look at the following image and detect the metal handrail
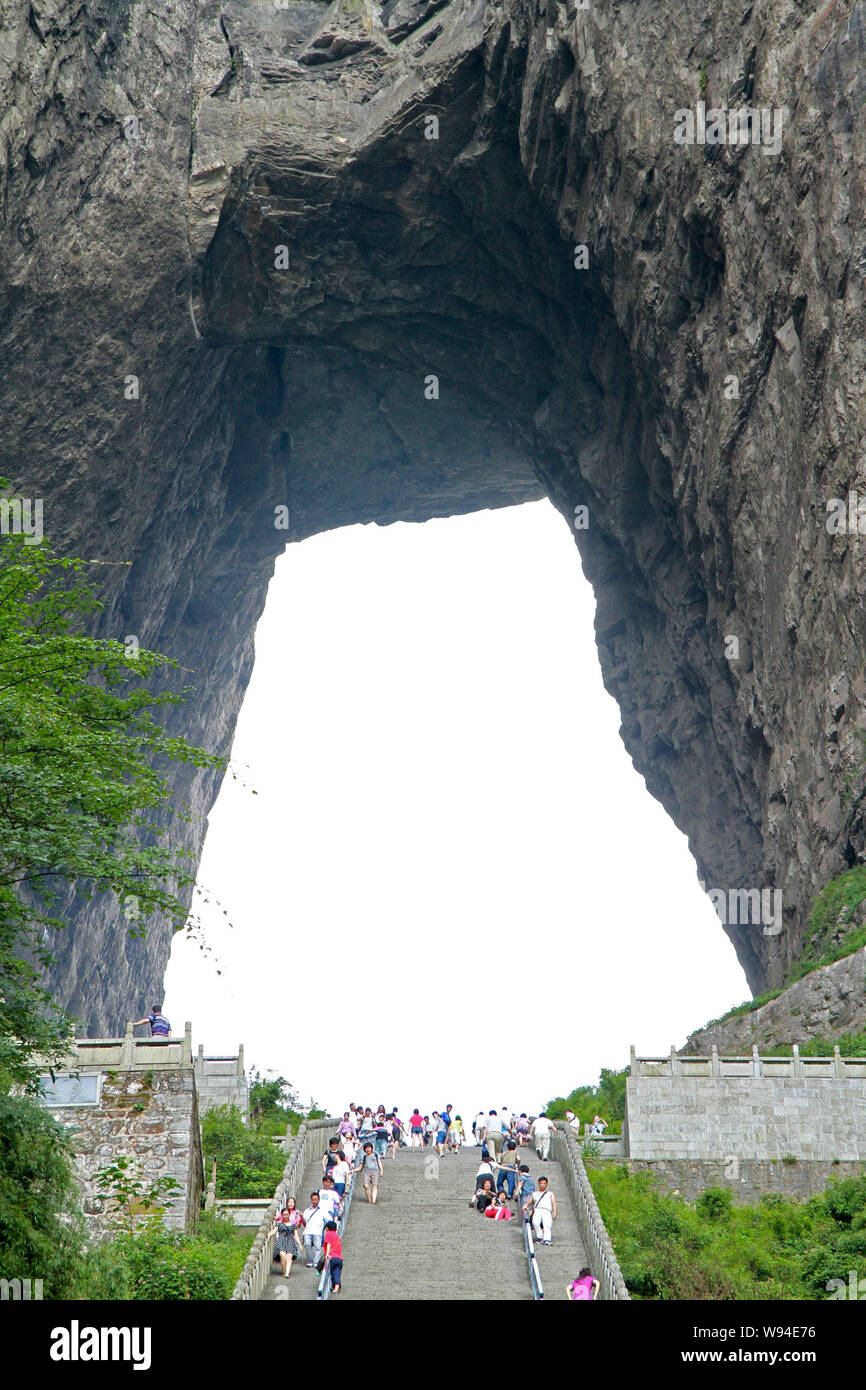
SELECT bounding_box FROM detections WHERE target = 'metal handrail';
[520,1204,545,1300]
[317,1159,359,1300]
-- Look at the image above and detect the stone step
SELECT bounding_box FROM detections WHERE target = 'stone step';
[330,1145,588,1301]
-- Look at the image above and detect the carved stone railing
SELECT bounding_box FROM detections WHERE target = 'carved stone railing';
[551,1125,630,1301]
[629,1043,866,1079]
[230,1116,336,1300]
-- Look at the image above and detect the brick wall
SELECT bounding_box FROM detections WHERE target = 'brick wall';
[625,1075,866,1160]
[50,1066,204,1236]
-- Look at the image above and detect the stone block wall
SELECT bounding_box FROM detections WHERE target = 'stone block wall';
[625,1075,866,1160]
[619,1158,866,1204]
[194,1046,248,1122]
[50,1066,204,1236]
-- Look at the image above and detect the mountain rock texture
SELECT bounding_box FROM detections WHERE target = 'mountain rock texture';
[684,945,866,1053]
[1,0,864,1028]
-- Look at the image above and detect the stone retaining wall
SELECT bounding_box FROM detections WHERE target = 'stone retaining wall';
[617,1158,866,1204]
[49,1066,204,1235]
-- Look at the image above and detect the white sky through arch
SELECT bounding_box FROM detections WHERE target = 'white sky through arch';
[164,499,748,1117]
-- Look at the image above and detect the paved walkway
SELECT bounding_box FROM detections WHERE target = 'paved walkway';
[332,1144,588,1301]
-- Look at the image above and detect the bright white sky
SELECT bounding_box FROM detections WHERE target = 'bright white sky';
[165,499,748,1118]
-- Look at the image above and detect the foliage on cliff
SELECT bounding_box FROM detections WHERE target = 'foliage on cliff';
[0,505,221,1092]
[698,866,866,1034]
[588,1163,866,1300]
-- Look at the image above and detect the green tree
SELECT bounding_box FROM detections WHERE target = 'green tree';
[0,506,222,1092]
[0,1094,84,1296]
[92,1155,180,1236]
[201,1104,287,1198]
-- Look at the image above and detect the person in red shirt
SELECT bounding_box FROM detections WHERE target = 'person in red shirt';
[409,1109,425,1149]
[323,1221,343,1293]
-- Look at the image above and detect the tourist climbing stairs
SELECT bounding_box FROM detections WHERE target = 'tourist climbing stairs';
[236,1120,629,1301]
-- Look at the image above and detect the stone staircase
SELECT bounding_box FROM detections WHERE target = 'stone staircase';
[329,1145,589,1301]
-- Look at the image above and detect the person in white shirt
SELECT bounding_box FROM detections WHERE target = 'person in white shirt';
[330,1156,352,1194]
[565,1110,582,1135]
[318,1176,342,1221]
[530,1113,554,1161]
[483,1111,503,1156]
[474,1111,487,1144]
[524,1175,557,1245]
[302,1193,328,1266]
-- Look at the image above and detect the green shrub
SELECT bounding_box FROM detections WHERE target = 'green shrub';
[587,1162,866,1300]
[201,1104,286,1198]
[0,1095,85,1297]
[546,1066,627,1134]
[76,1215,249,1301]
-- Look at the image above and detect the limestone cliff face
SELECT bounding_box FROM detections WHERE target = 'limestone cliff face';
[684,946,866,1053]
[1,0,864,1028]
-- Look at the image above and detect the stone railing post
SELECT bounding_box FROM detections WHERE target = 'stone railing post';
[834,1045,844,1078]
[182,1022,192,1066]
[120,1022,135,1068]
[752,1044,761,1079]
[670,1046,680,1077]
[793,1043,803,1078]
[629,1044,638,1077]
[711,1044,720,1078]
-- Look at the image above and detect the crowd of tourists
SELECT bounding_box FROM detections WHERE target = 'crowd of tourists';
[271,1100,607,1298]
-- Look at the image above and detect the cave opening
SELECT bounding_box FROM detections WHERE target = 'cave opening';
[163,499,748,1107]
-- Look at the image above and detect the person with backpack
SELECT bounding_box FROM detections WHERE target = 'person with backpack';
[516,1164,535,1210]
[567,1268,600,1300]
[483,1110,503,1157]
[374,1111,389,1158]
[322,1136,342,1176]
[357,1141,384,1203]
[301,1192,328,1267]
[530,1112,554,1160]
[495,1141,521,1200]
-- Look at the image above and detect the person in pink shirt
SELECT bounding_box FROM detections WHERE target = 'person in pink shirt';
[567,1268,600,1300]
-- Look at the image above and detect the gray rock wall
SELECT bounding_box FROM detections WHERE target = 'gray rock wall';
[616,1157,866,1205]
[49,1067,204,1236]
[685,947,866,1054]
[1,0,865,1022]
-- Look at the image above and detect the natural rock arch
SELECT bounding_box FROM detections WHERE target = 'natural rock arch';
[1,0,864,1027]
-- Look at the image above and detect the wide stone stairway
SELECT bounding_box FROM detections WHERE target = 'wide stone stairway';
[327,1144,589,1301]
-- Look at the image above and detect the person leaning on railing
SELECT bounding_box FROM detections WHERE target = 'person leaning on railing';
[322,1222,343,1293]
